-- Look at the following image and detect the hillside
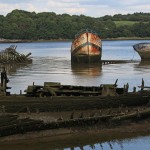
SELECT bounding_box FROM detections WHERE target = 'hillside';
[0,10,150,40]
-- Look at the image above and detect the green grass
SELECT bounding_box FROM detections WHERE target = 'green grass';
[114,21,139,27]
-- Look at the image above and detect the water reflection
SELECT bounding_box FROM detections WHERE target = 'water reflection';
[64,136,150,150]
[134,60,150,77]
[71,63,102,76]
[138,60,150,67]
[0,63,30,75]
[1,133,149,150]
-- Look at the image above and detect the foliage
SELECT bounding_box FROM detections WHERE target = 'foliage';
[0,10,150,40]
[114,21,139,27]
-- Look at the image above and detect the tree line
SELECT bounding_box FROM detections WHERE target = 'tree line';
[0,10,150,40]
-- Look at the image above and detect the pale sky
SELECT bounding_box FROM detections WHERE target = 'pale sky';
[0,0,150,17]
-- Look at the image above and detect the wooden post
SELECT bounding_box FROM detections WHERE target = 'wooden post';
[20,90,22,95]
[133,87,136,93]
[1,67,8,95]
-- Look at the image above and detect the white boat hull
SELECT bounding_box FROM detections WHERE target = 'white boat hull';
[133,43,150,60]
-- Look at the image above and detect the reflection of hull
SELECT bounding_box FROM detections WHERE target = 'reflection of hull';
[71,29,102,63]
[71,63,102,76]
[138,60,150,66]
[133,43,150,60]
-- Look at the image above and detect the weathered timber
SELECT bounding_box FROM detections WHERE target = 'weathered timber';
[101,60,139,65]
[111,108,150,122]
[0,67,10,96]
[0,114,43,137]
[0,45,32,64]
[0,107,150,137]
[0,94,149,113]
[24,80,125,97]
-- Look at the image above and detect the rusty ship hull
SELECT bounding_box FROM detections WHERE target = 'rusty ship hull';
[71,29,102,63]
[133,42,150,60]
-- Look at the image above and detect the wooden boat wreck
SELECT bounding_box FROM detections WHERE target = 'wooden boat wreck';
[0,69,150,138]
[133,42,150,60]
[71,29,102,63]
[0,76,150,137]
[0,45,32,63]
[0,107,150,137]
[0,76,149,113]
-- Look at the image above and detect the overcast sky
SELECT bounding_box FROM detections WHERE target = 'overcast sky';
[0,0,150,17]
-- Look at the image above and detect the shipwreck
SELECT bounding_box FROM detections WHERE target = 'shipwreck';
[0,45,32,63]
[0,69,150,137]
[71,29,102,63]
[133,42,150,60]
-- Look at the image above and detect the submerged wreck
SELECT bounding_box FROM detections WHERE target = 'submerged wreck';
[71,29,102,63]
[0,45,32,63]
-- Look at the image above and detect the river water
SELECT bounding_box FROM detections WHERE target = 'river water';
[1,40,150,94]
[0,40,150,149]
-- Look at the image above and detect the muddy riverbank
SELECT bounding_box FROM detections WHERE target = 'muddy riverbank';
[0,117,150,150]
[0,104,149,139]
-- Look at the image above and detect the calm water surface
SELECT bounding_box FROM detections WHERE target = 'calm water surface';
[64,136,150,150]
[1,135,150,150]
[0,40,150,149]
[0,40,150,94]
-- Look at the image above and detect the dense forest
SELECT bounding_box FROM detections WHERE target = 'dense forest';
[0,9,150,40]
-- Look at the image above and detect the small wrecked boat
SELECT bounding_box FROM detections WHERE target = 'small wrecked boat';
[71,29,102,63]
[133,42,150,60]
[0,45,32,63]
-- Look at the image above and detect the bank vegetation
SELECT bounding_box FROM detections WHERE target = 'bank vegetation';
[0,10,150,40]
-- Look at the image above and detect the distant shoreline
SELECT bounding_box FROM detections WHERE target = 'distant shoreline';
[0,37,150,43]
[105,37,150,41]
[0,39,71,43]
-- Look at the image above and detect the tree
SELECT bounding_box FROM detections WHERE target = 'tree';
[1,10,150,40]
[0,15,5,38]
